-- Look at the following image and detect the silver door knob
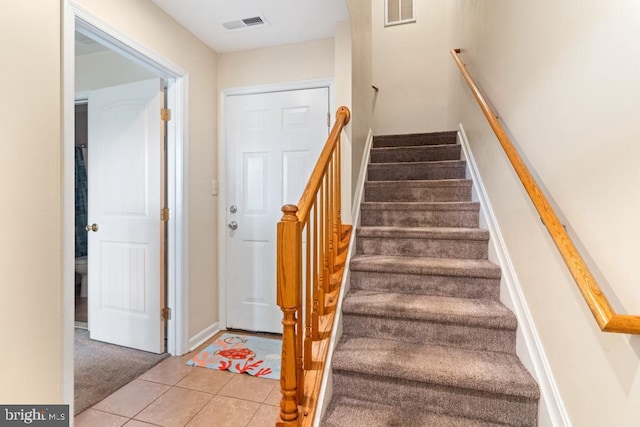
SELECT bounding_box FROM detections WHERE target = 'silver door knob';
[229,205,238,214]
[86,223,99,232]
[228,221,238,231]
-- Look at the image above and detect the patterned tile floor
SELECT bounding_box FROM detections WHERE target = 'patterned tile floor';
[75,331,281,427]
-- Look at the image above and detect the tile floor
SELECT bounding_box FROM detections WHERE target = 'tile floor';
[75,331,281,427]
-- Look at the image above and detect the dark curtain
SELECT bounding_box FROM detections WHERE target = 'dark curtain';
[75,146,88,258]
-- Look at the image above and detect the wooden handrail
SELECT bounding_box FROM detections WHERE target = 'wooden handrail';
[277,107,352,426]
[296,106,351,223]
[451,48,640,335]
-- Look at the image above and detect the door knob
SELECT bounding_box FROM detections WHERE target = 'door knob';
[229,205,237,214]
[228,221,238,231]
[86,223,99,232]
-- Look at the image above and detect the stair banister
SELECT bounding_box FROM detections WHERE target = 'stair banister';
[277,106,352,426]
[451,48,640,335]
[295,106,351,223]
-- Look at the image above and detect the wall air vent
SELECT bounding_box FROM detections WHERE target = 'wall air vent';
[385,0,416,27]
[223,15,268,30]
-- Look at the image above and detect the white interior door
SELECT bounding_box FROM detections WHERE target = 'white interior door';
[87,78,164,353]
[226,87,330,333]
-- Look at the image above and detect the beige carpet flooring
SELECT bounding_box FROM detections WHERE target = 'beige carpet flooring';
[74,328,169,414]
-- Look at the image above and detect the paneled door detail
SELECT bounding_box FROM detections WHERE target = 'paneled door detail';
[88,78,164,353]
[226,87,330,332]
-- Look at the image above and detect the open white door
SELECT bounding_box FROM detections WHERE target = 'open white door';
[225,87,329,333]
[87,78,164,353]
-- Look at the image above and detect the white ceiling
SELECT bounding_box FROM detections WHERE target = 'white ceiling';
[151,0,350,53]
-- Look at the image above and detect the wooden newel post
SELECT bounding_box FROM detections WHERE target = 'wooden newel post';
[277,204,301,427]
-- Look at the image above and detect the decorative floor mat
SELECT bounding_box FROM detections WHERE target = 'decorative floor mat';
[186,333,281,380]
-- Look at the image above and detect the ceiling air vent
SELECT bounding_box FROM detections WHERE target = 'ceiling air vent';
[223,15,268,30]
[222,20,245,30]
[385,0,416,27]
[242,16,264,27]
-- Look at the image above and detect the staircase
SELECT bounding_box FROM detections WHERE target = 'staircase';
[322,132,540,426]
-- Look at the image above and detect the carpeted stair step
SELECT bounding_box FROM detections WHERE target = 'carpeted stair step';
[331,336,539,426]
[360,201,479,228]
[370,144,461,163]
[324,130,539,426]
[322,396,504,427]
[364,179,472,203]
[349,255,502,300]
[368,160,466,181]
[342,290,516,353]
[356,226,489,259]
[373,131,458,148]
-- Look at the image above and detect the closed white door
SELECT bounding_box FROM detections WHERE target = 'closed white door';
[226,88,330,333]
[87,78,164,353]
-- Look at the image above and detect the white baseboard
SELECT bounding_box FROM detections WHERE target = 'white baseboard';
[187,322,220,352]
[314,128,374,427]
[351,128,374,223]
[458,124,571,427]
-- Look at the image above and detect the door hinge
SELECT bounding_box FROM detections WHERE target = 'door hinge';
[161,207,170,222]
[161,307,171,321]
[327,112,331,127]
[161,108,172,121]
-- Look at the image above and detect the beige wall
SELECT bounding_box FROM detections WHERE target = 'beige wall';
[74,0,219,340]
[334,20,353,222]
[372,0,456,135]
[217,39,335,90]
[346,0,373,198]
[451,1,640,425]
[75,49,156,94]
[0,1,62,402]
[334,21,352,134]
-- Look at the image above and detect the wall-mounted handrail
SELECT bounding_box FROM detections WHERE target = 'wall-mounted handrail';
[451,48,640,335]
[277,107,352,426]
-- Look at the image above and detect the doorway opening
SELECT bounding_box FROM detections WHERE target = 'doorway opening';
[63,4,189,412]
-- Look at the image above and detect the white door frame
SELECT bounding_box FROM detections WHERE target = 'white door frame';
[218,79,335,331]
[62,0,190,409]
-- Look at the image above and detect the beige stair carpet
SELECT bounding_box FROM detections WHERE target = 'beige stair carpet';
[323,131,539,427]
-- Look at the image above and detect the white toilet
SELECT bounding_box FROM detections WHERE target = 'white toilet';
[75,256,88,297]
